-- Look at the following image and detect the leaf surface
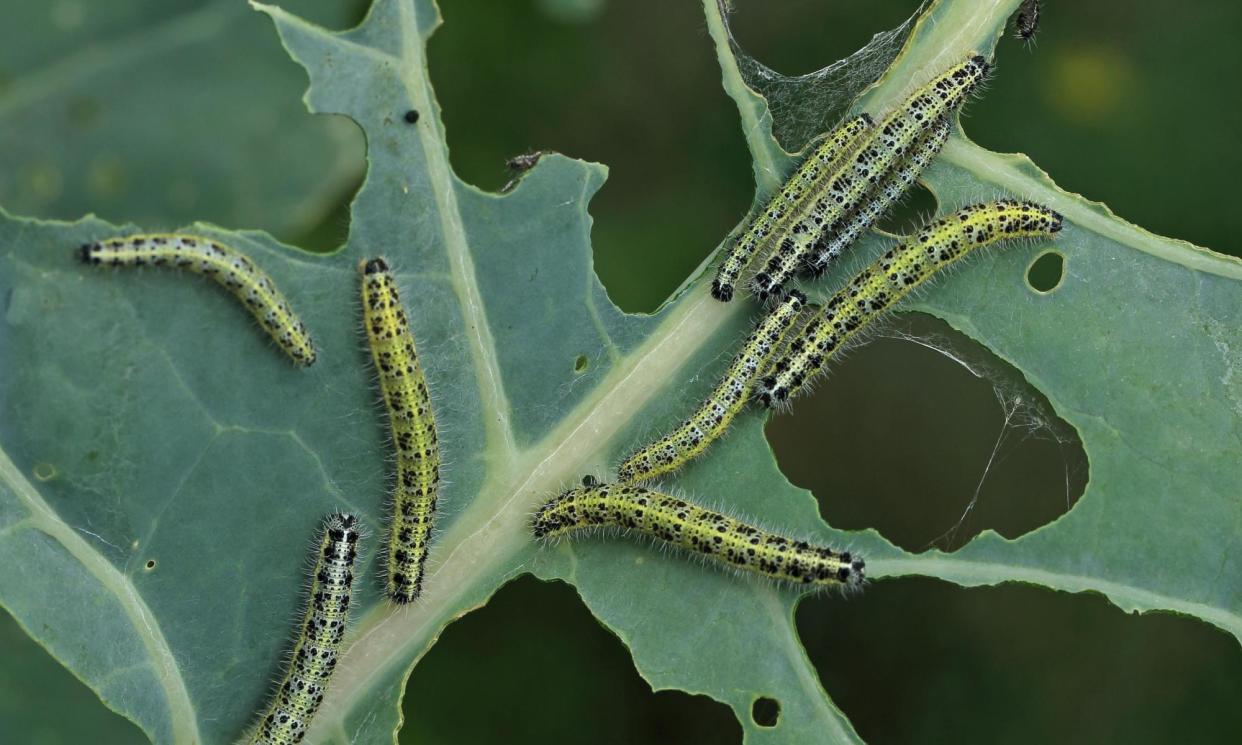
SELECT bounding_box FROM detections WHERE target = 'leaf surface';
[0,0,1238,743]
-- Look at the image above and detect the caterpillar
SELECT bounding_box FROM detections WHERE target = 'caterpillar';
[616,291,807,484]
[248,512,359,745]
[78,234,316,366]
[1014,0,1040,41]
[360,258,441,604]
[749,55,990,300]
[805,117,952,277]
[533,479,865,587]
[759,200,1063,405]
[711,114,873,302]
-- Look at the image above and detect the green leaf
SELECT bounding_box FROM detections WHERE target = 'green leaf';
[0,0,1238,743]
[0,0,364,244]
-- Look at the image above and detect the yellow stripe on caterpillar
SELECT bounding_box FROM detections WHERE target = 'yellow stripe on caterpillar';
[616,291,807,484]
[79,234,316,366]
[759,200,1063,405]
[532,479,864,588]
[711,114,873,302]
[804,117,952,277]
[360,258,441,604]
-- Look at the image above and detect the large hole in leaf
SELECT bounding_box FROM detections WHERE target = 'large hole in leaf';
[797,578,1242,743]
[428,0,753,313]
[727,0,925,76]
[401,575,741,744]
[765,312,1088,552]
[0,607,147,743]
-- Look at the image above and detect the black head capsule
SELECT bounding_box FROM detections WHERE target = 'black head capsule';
[363,257,389,275]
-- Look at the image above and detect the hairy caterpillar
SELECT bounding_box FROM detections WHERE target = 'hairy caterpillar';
[711,114,873,302]
[749,55,990,300]
[805,117,951,276]
[616,291,807,484]
[78,234,316,366]
[1015,0,1040,41]
[248,513,359,745]
[360,258,441,604]
[533,479,864,587]
[759,200,1063,405]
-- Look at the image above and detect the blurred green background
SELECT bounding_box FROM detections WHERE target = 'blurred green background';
[2,0,1240,743]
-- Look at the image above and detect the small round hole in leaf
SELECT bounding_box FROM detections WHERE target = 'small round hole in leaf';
[751,697,781,727]
[1026,250,1065,294]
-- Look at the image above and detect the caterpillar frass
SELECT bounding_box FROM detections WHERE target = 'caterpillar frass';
[711,114,873,302]
[759,200,1063,405]
[248,513,359,745]
[77,234,316,366]
[360,258,441,604]
[616,291,807,484]
[804,117,952,277]
[1015,0,1041,41]
[533,479,865,588]
[749,55,990,300]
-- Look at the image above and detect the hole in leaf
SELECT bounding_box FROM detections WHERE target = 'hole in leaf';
[32,462,56,481]
[0,607,148,742]
[574,354,590,374]
[428,0,752,312]
[728,0,925,76]
[875,182,938,236]
[797,578,1242,743]
[144,559,156,571]
[751,696,780,727]
[1026,250,1066,293]
[765,313,1088,552]
[403,576,741,744]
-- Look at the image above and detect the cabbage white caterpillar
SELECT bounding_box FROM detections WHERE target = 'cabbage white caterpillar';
[360,258,441,604]
[248,513,359,745]
[533,479,864,587]
[760,200,1063,405]
[78,234,316,366]
[749,55,991,300]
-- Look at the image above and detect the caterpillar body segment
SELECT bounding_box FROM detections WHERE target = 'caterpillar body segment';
[805,116,952,277]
